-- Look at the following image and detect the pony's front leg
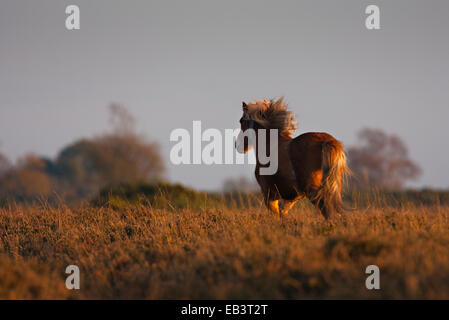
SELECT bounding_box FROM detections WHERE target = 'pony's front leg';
[265,199,280,217]
[279,199,298,216]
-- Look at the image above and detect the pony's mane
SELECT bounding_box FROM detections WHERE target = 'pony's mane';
[245,97,297,138]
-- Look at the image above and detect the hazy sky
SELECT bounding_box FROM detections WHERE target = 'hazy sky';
[1,0,448,190]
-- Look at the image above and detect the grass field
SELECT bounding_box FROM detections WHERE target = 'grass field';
[0,199,448,299]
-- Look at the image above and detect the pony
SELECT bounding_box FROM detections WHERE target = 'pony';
[235,97,350,218]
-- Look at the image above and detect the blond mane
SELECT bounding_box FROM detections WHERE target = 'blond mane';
[245,97,297,138]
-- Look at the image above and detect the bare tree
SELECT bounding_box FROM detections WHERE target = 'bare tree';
[108,103,136,136]
[347,128,421,190]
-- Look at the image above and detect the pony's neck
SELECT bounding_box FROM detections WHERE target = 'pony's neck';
[254,130,290,166]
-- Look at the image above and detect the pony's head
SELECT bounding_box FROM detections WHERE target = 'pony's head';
[235,98,297,153]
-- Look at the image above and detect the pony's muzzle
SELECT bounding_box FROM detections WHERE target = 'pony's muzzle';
[235,131,246,154]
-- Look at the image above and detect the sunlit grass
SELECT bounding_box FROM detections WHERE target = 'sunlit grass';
[0,198,448,299]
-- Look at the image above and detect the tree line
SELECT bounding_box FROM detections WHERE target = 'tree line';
[0,105,164,205]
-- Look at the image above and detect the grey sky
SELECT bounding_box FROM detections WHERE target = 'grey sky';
[1,0,448,190]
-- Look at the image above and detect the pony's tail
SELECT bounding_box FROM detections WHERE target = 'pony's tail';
[316,140,351,218]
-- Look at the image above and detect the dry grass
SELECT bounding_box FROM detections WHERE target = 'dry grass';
[0,201,448,299]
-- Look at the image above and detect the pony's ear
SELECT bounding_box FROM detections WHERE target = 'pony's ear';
[242,101,248,110]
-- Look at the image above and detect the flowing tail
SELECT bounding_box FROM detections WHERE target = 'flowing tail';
[316,140,351,218]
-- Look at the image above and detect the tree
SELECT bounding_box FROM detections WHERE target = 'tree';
[0,154,52,202]
[108,103,136,136]
[54,104,165,201]
[347,128,421,190]
[92,134,164,184]
[53,139,104,201]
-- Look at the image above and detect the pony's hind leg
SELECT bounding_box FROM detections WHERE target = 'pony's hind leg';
[309,196,332,219]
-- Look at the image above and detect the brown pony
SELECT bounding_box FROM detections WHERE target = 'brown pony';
[236,98,350,218]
